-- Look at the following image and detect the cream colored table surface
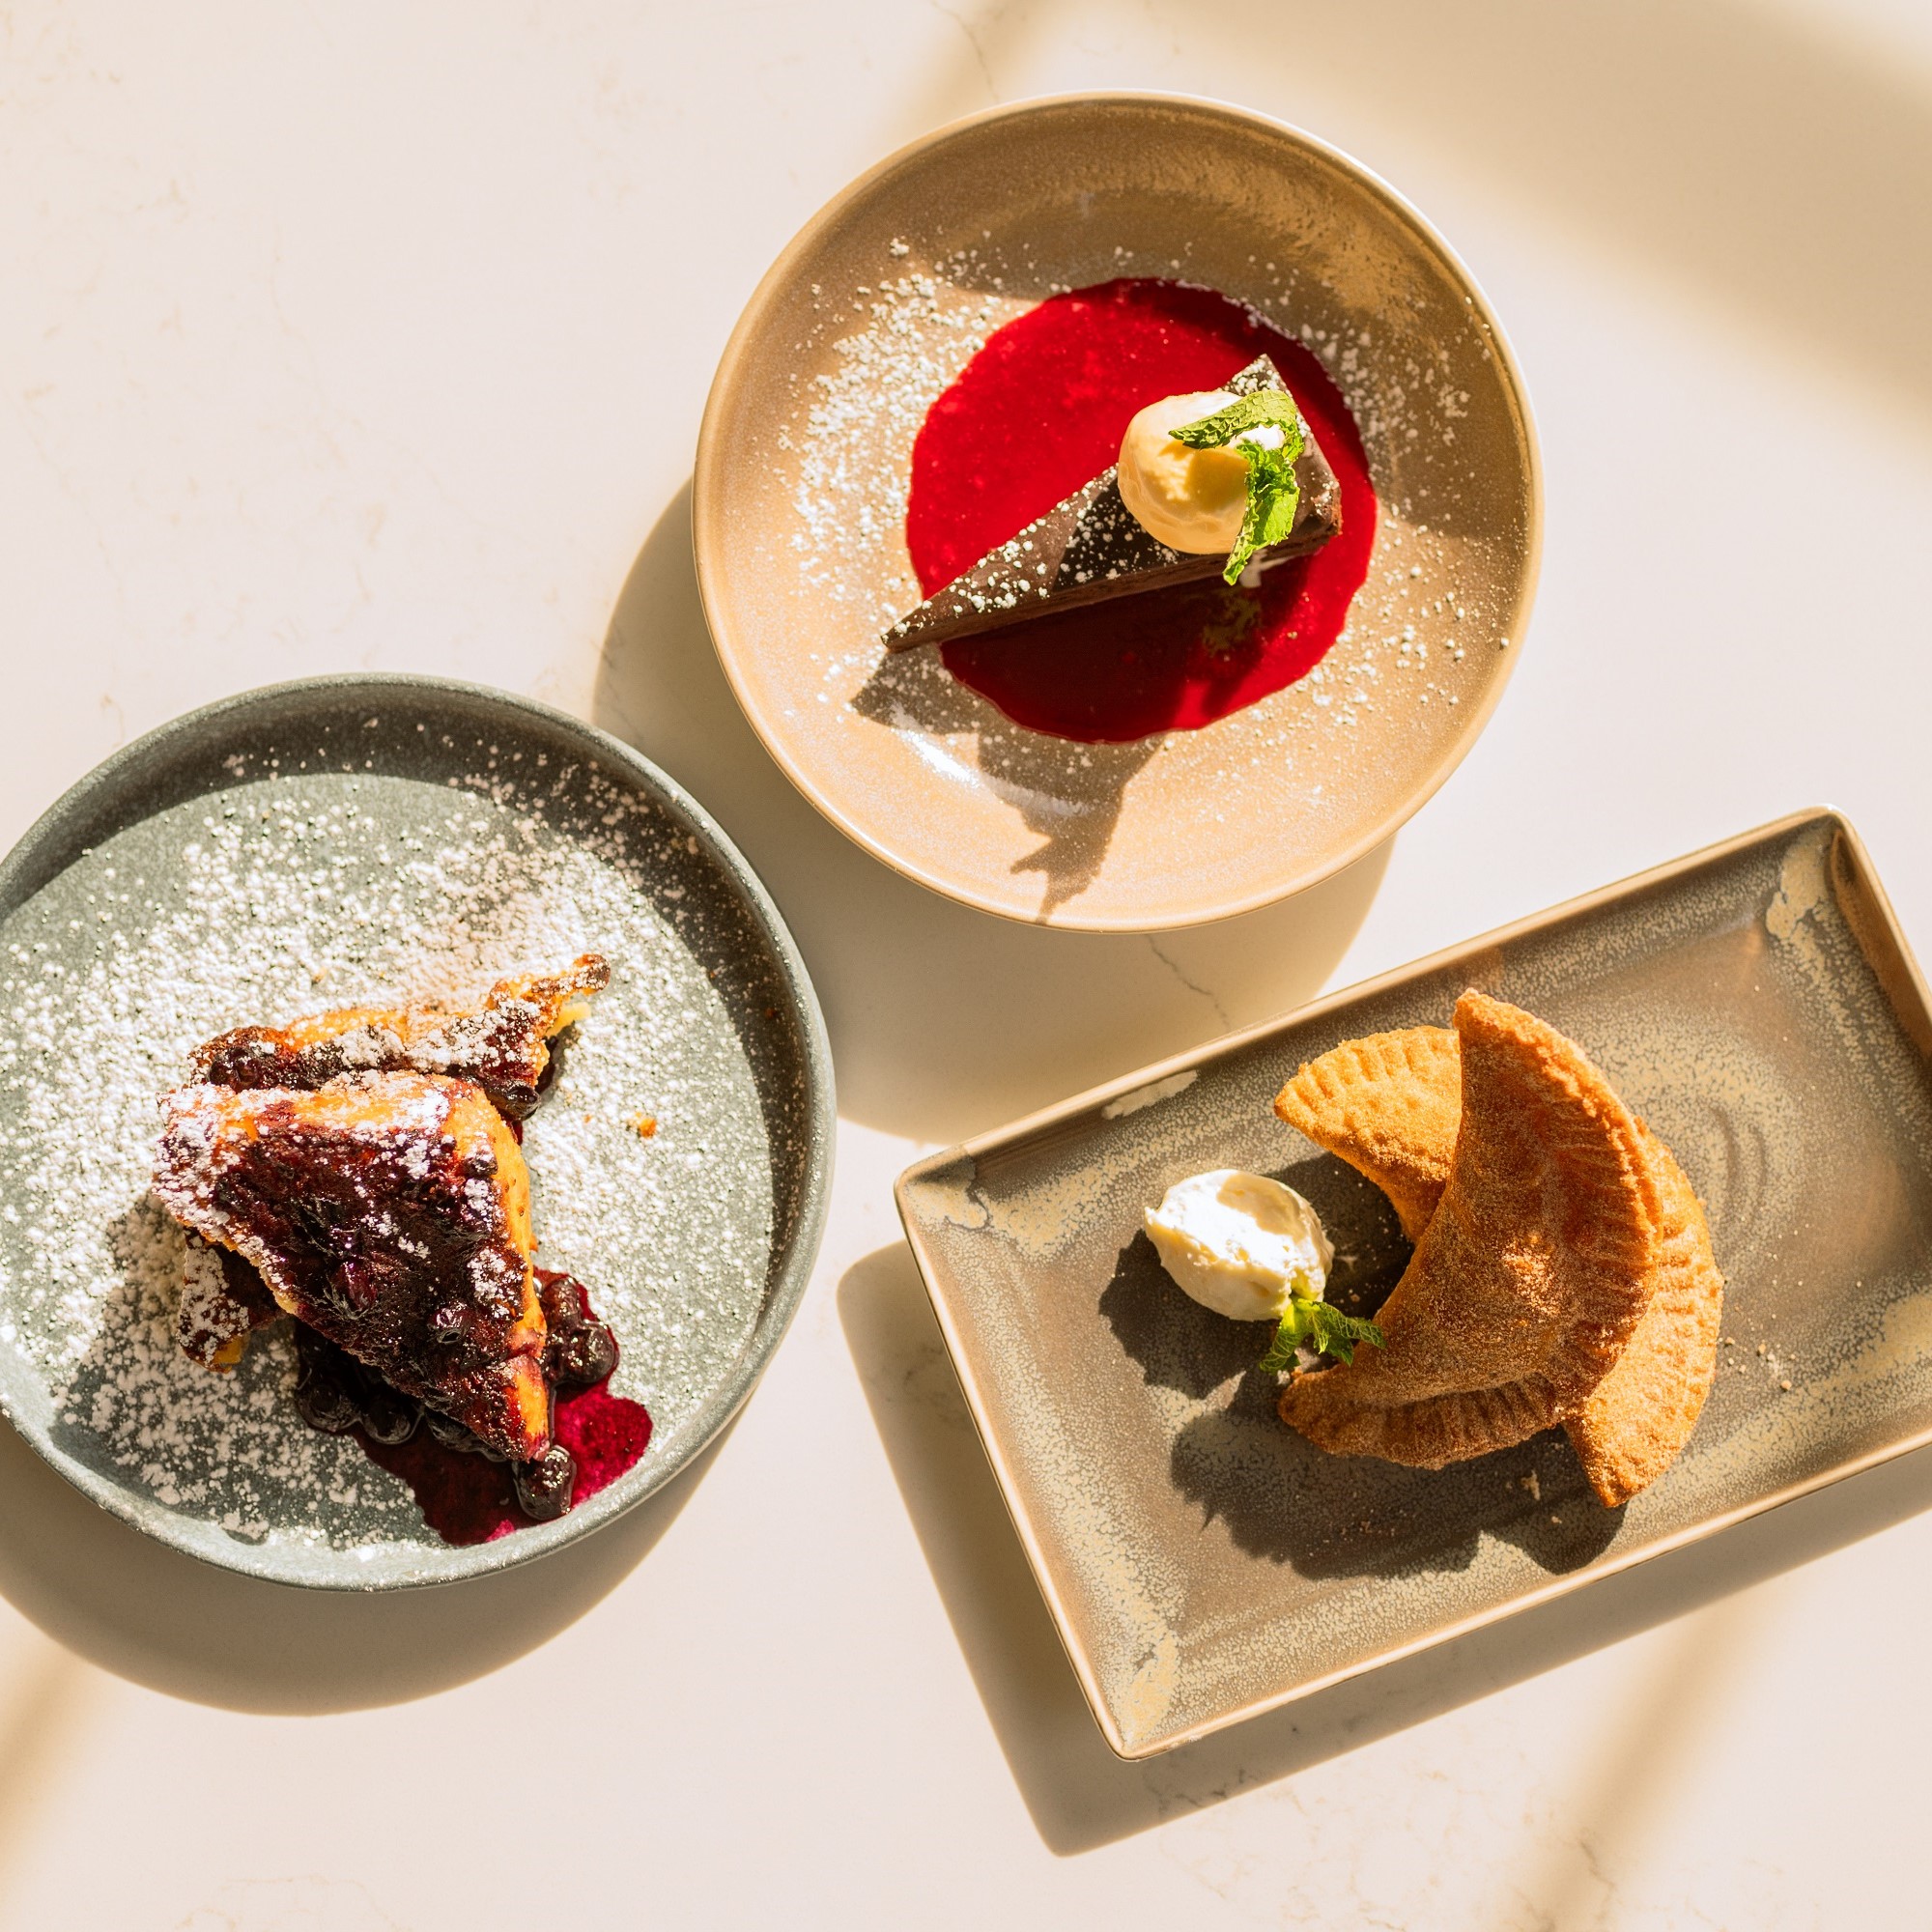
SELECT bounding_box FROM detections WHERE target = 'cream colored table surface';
[6,5,1932,1927]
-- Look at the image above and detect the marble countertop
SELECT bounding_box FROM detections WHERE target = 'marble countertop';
[6,4,1932,1926]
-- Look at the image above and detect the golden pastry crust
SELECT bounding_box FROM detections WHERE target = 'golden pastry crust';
[1274,1026,1460,1240]
[1564,1128,1724,1507]
[1274,1012,1724,1502]
[154,1071,552,1461]
[176,1232,279,1372]
[192,953,611,1119]
[1277,992,1662,1468]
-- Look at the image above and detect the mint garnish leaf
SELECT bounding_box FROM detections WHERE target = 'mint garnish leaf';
[1260,1298,1386,1374]
[1168,389,1305,585]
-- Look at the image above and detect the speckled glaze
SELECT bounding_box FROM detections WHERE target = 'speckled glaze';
[695,93,1540,929]
[897,811,1932,1755]
[0,675,834,1589]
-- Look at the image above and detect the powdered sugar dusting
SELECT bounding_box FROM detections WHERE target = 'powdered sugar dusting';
[756,241,1519,931]
[790,267,1027,624]
[783,243,1497,743]
[0,721,797,1560]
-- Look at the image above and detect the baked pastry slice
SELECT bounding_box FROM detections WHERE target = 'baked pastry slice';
[192,954,610,1120]
[177,1232,281,1371]
[1275,1014,1723,1502]
[1278,992,1662,1468]
[154,1071,552,1462]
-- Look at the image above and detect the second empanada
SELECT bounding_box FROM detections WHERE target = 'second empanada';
[1273,1025,1459,1240]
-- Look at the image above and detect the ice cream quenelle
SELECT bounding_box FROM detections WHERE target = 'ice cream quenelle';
[1115,389,1261,554]
[1144,1169,1333,1320]
[1144,1168,1385,1368]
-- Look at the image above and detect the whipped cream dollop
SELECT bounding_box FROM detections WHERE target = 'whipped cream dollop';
[1117,388,1285,554]
[1144,1168,1334,1322]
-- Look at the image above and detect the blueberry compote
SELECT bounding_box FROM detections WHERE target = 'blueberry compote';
[293,1267,652,1546]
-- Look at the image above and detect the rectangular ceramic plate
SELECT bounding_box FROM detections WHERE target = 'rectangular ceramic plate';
[895,810,1932,1757]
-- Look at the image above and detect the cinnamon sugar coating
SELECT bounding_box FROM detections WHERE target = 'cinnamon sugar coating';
[1565,1129,1724,1507]
[1278,992,1662,1469]
[1274,1025,1461,1240]
[1275,1006,1724,1502]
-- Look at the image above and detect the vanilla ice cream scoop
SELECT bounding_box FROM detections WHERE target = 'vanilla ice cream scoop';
[1144,1169,1334,1322]
[1117,388,1288,554]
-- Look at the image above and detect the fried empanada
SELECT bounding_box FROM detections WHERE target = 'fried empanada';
[1565,1129,1724,1506]
[1273,1026,1459,1238]
[1276,1016,1724,1502]
[1277,991,1662,1468]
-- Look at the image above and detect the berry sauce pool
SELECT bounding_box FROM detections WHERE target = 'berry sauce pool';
[358,1380,654,1547]
[307,1272,655,1548]
[904,278,1378,744]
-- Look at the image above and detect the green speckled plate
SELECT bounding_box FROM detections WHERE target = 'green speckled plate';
[0,675,833,1589]
[898,810,1932,1755]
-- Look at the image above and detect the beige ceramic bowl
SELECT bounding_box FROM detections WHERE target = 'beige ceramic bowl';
[695,94,1541,930]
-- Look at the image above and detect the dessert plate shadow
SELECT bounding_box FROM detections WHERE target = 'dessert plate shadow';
[896,810,1932,1756]
[0,675,834,1590]
[696,92,1540,929]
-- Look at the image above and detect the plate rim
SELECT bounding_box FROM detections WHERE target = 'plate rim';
[894,805,1932,1755]
[694,87,1545,932]
[0,671,837,1591]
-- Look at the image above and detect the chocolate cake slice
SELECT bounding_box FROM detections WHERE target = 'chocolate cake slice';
[883,355,1342,653]
[154,1071,553,1462]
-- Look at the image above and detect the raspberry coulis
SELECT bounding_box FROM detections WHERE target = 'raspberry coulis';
[904,278,1378,744]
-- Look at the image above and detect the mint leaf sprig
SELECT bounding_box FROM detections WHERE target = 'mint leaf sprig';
[1259,1298,1386,1375]
[1168,389,1306,585]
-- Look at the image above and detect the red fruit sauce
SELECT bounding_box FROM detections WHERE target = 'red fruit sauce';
[358,1381,653,1548]
[904,278,1378,744]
